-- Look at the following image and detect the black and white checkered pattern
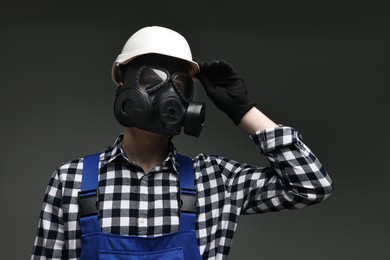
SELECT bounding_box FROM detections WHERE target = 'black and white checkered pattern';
[31,126,333,260]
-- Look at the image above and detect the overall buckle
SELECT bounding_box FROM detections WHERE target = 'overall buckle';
[78,189,99,218]
[179,188,197,213]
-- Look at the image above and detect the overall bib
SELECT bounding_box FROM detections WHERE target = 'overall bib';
[78,153,201,260]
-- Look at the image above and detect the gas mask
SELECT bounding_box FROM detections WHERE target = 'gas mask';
[114,65,205,137]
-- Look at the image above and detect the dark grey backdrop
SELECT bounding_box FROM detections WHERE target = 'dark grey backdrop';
[1,1,389,259]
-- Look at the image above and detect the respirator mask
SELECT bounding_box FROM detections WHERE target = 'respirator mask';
[114,64,205,137]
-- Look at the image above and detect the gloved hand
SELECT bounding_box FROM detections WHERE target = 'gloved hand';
[195,60,256,125]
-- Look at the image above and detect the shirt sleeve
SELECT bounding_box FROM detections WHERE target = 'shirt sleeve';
[31,169,65,259]
[222,126,333,214]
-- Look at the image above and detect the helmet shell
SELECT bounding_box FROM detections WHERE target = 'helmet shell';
[112,26,199,86]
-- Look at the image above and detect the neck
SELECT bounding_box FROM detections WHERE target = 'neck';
[121,127,170,173]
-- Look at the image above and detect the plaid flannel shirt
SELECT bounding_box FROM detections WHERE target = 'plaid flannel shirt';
[31,126,333,259]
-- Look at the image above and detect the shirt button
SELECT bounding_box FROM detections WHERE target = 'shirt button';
[138,217,146,225]
[141,179,147,186]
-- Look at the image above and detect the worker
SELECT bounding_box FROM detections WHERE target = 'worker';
[31,26,333,259]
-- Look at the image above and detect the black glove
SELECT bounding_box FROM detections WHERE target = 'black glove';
[196,60,256,125]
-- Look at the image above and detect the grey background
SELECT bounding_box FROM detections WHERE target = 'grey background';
[1,1,389,259]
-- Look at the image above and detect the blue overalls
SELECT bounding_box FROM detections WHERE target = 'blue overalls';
[78,153,201,260]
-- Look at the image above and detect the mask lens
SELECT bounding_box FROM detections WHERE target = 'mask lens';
[173,74,194,100]
[138,68,168,91]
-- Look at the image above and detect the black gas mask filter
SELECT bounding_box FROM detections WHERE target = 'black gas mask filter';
[114,65,205,137]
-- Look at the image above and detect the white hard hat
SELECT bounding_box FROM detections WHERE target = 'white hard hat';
[112,26,199,86]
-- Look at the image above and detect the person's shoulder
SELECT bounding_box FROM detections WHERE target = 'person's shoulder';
[193,152,231,163]
[48,152,105,192]
[58,156,83,170]
[57,152,102,172]
[193,152,236,171]
[193,152,254,173]
[53,156,83,182]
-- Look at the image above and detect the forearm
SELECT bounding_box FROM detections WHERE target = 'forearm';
[239,107,278,134]
[237,126,333,214]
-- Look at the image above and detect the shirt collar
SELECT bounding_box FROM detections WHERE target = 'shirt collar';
[101,134,180,175]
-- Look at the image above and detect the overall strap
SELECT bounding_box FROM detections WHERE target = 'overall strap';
[81,153,100,191]
[176,154,197,232]
[79,153,101,235]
